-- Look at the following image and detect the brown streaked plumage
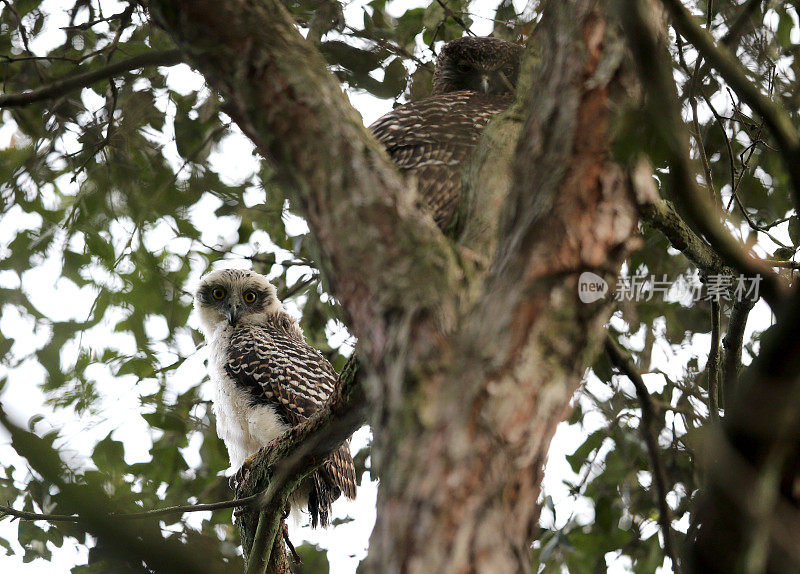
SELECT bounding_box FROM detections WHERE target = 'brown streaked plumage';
[369,36,522,231]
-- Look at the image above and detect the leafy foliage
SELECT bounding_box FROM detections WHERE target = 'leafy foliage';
[0,0,797,573]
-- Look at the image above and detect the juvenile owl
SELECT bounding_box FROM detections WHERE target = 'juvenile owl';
[369,36,523,231]
[194,268,356,527]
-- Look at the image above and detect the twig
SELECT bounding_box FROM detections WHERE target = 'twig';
[707,300,721,422]
[604,336,682,574]
[343,25,434,72]
[0,493,260,523]
[0,49,183,108]
[682,0,763,98]
[60,6,135,31]
[761,215,793,231]
[2,0,31,51]
[679,0,718,206]
[434,0,476,37]
[102,5,135,63]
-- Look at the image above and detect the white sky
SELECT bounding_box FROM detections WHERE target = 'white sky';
[0,0,787,572]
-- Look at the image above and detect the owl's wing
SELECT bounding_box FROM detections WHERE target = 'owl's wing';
[226,323,336,427]
[369,91,513,228]
[225,323,357,526]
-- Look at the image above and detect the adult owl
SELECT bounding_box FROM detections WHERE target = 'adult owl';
[369,36,523,231]
[194,268,356,527]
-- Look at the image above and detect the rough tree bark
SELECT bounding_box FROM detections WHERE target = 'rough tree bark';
[146,0,638,572]
[365,4,637,572]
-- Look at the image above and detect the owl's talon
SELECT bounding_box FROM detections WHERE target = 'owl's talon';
[231,450,264,491]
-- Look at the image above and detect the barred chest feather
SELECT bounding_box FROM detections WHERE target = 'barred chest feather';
[206,322,289,470]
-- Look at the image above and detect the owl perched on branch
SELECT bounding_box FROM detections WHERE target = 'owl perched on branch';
[194,269,356,527]
[369,36,522,231]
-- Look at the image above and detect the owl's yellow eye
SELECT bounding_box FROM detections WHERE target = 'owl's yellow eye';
[243,291,257,304]
[212,287,226,300]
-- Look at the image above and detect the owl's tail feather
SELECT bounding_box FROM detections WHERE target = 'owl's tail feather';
[330,440,357,499]
[307,440,358,527]
[308,471,331,528]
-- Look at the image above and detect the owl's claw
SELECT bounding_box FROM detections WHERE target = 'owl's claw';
[230,451,260,491]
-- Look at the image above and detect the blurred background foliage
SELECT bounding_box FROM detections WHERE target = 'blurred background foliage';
[0,0,796,572]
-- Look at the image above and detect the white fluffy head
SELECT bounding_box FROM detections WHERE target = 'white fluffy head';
[194,269,288,337]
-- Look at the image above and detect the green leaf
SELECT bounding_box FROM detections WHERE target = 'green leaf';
[92,434,126,473]
[788,215,800,247]
[566,430,606,474]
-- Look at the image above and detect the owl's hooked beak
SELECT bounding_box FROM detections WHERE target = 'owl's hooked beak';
[225,303,241,326]
[479,74,490,94]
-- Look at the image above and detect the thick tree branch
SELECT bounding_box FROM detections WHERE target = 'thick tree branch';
[689,284,800,571]
[721,298,754,405]
[146,0,460,370]
[605,335,682,574]
[633,171,730,276]
[365,3,639,571]
[659,0,800,212]
[0,49,183,108]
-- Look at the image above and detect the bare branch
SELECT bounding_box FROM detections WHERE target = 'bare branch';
[0,494,260,524]
[0,49,183,108]
[605,335,682,574]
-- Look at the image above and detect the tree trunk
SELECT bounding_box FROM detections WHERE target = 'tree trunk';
[366,3,636,572]
[146,0,638,571]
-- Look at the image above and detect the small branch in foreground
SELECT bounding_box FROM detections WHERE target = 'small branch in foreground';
[0,49,183,108]
[0,404,225,574]
[0,493,260,524]
[605,335,682,574]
